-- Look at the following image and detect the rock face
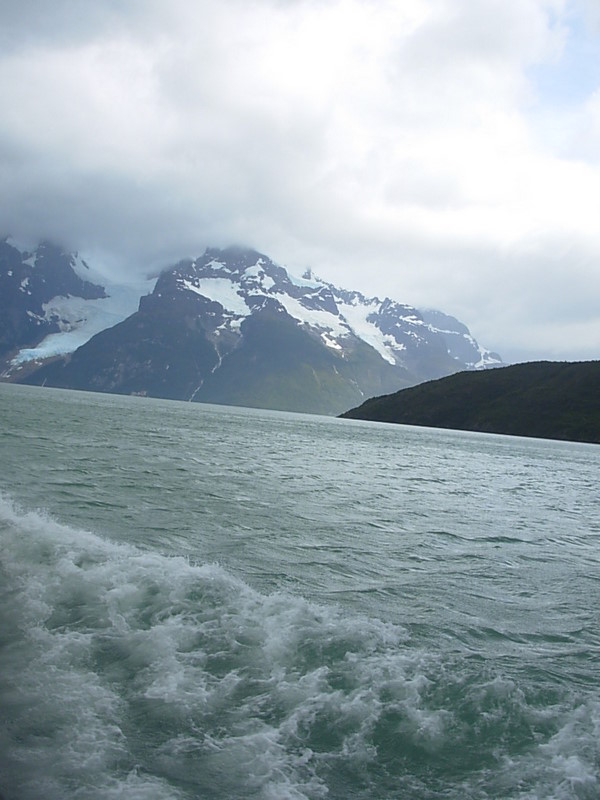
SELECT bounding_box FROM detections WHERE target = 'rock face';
[14,245,502,414]
[0,240,106,372]
[341,360,600,444]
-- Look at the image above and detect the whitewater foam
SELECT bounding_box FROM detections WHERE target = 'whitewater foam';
[0,495,415,799]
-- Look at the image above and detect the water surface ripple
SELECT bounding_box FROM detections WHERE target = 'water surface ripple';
[1,384,599,799]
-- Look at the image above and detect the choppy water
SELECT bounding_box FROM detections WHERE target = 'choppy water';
[1,383,600,800]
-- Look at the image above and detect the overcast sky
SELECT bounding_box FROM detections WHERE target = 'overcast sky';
[1,0,599,362]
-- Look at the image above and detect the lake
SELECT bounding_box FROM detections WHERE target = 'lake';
[1,383,599,799]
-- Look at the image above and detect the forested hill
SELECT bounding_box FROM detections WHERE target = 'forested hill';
[340,361,600,444]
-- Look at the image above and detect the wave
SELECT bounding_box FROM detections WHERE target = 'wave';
[0,494,598,799]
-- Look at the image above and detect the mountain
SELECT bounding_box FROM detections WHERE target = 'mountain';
[8,244,502,414]
[1,239,152,381]
[0,240,106,371]
[340,360,600,444]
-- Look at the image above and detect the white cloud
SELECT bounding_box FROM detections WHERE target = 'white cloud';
[0,0,599,362]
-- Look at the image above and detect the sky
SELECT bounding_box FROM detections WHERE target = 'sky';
[1,0,600,363]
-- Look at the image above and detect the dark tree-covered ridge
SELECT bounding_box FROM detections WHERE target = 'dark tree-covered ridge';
[341,361,600,444]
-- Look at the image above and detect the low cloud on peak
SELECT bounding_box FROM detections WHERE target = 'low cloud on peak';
[1,0,600,362]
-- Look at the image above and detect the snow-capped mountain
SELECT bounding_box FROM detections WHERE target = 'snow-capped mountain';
[15,245,502,414]
[0,239,106,372]
[157,246,499,373]
[0,239,153,377]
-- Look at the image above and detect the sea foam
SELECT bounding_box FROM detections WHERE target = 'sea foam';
[0,495,410,799]
[1,493,599,799]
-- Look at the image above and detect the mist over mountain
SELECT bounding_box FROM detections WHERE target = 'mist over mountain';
[2,241,502,414]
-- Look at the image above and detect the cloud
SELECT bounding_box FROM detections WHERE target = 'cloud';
[0,0,599,361]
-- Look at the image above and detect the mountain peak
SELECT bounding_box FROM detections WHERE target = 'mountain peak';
[163,247,501,375]
[4,240,502,414]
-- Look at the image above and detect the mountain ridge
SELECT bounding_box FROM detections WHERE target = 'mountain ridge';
[2,241,502,414]
[340,360,600,444]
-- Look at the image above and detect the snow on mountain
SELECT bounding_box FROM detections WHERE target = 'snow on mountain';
[7,243,502,414]
[6,241,497,375]
[12,278,155,364]
[167,247,501,373]
[1,240,156,370]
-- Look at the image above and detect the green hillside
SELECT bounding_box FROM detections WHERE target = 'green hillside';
[340,361,600,444]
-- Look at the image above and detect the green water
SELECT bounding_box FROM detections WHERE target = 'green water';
[1,383,599,799]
